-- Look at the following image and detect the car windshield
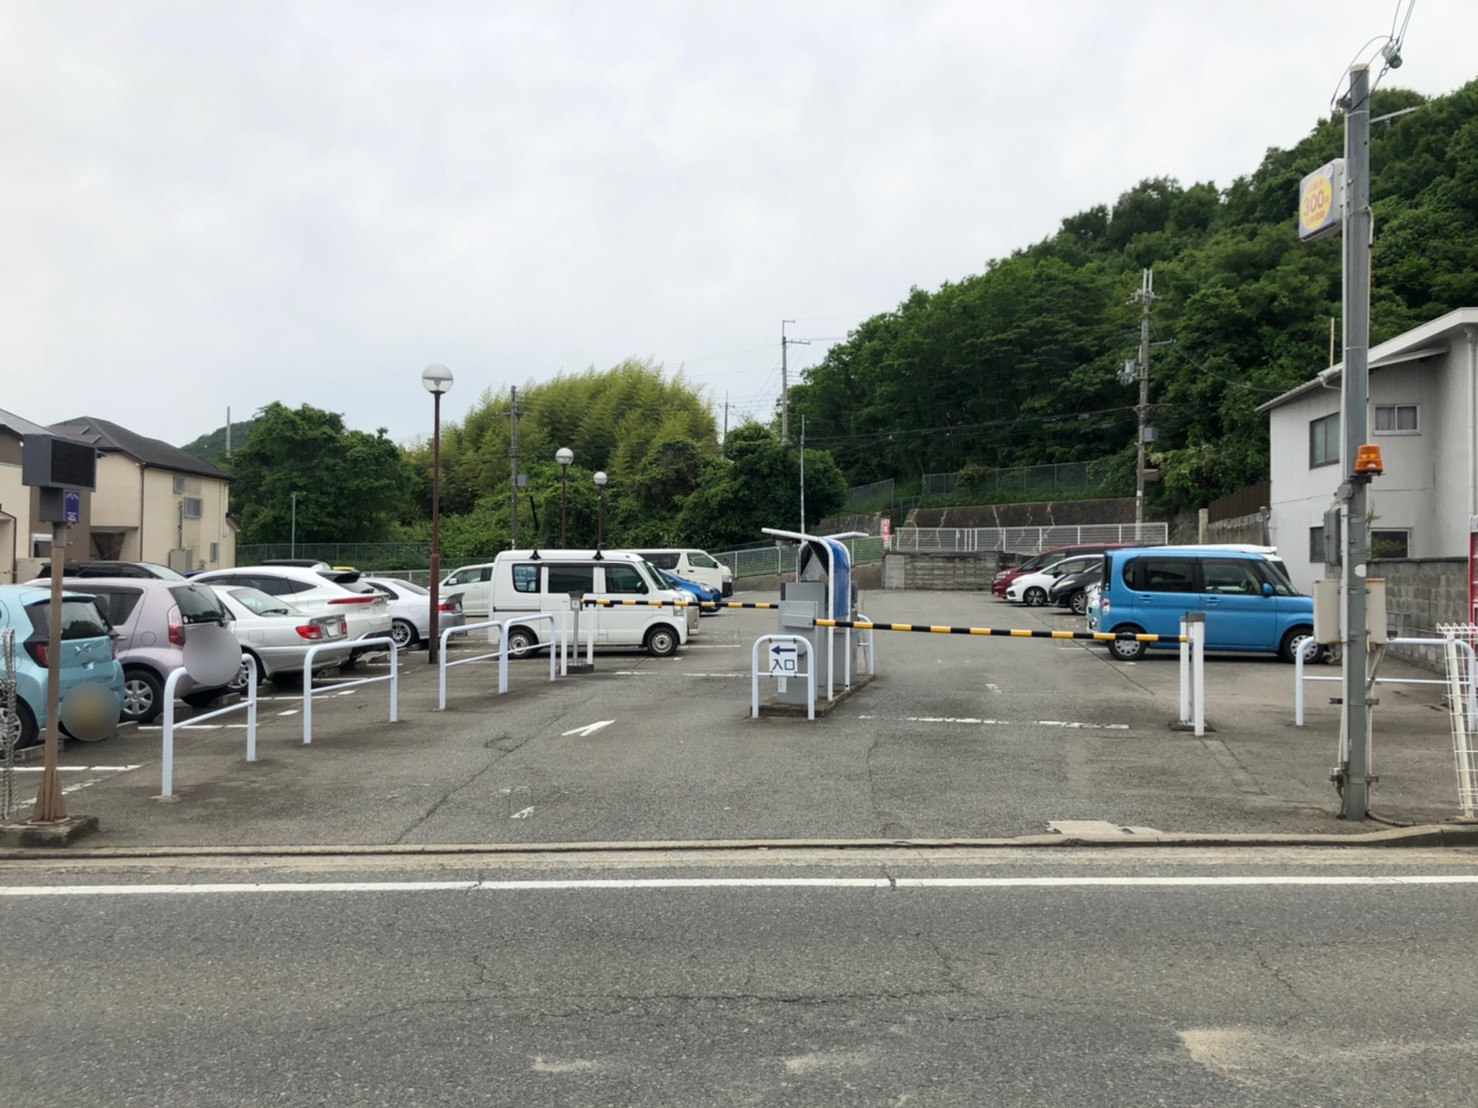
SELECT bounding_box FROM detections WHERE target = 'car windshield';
[26,599,112,640]
[386,579,429,597]
[168,584,229,624]
[227,587,295,617]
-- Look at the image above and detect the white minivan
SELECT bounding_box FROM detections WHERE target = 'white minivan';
[473,550,696,657]
[627,549,733,597]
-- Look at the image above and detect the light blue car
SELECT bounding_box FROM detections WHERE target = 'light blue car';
[659,570,723,615]
[0,585,126,748]
[1086,547,1317,662]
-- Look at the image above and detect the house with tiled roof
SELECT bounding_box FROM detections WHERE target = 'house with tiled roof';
[47,416,238,575]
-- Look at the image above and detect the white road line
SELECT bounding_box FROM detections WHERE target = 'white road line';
[4,875,1478,897]
[561,721,614,738]
[985,684,1001,695]
[857,715,1129,731]
[509,806,536,819]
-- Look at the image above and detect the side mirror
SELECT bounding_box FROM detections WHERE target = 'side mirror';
[1262,582,1274,597]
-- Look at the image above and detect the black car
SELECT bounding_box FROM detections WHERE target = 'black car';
[33,561,187,581]
[1048,564,1100,616]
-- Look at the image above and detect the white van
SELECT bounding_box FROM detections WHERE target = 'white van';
[626,548,733,597]
[480,550,696,657]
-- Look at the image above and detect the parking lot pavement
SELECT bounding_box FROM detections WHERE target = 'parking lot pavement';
[7,590,1469,848]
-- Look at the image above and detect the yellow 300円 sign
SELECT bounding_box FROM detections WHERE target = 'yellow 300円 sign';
[1298,160,1344,243]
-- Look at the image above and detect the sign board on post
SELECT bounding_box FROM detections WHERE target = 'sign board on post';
[1298,160,1345,243]
[63,490,80,525]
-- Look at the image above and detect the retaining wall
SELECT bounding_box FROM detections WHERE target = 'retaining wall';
[881,551,1005,591]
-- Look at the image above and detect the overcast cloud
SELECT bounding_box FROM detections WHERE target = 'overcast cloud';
[3,1,1475,448]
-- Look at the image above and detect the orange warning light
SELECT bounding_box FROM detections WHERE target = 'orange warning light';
[1354,444,1384,476]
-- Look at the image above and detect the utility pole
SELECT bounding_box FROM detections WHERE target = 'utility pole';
[799,415,806,531]
[1131,268,1157,537]
[509,386,520,547]
[723,393,730,441]
[289,491,302,558]
[1339,62,1374,821]
[781,320,809,442]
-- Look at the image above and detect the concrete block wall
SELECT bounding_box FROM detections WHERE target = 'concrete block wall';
[1368,557,1468,671]
[882,552,1004,591]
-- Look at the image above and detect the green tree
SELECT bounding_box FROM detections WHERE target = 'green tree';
[228,403,414,544]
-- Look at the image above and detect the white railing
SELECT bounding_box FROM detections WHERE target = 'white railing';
[751,635,815,721]
[302,637,399,744]
[159,657,260,799]
[1293,636,1478,729]
[892,524,1168,554]
[438,614,559,709]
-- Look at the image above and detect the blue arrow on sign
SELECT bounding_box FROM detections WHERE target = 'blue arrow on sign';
[771,644,796,657]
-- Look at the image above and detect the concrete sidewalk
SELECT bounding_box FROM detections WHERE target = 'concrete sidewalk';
[2,591,1472,850]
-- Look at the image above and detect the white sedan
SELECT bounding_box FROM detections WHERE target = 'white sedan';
[364,577,467,650]
[210,585,349,689]
[1004,554,1102,607]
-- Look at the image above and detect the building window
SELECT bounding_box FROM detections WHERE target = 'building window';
[209,542,219,563]
[1373,404,1418,433]
[182,497,203,519]
[1309,412,1340,467]
[1309,527,1326,562]
[173,474,186,493]
[1370,530,1410,559]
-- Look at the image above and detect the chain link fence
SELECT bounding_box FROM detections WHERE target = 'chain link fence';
[892,523,1167,554]
[714,536,885,580]
[844,478,895,510]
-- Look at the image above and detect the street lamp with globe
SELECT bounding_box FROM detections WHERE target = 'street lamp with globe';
[422,363,454,664]
[555,447,574,545]
[593,471,608,549]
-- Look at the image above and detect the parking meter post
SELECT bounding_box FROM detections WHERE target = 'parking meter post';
[30,523,68,823]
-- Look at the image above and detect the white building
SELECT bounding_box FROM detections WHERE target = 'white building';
[1259,307,1478,595]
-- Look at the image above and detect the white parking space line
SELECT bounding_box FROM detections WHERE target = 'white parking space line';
[5,875,1478,897]
[857,715,1129,731]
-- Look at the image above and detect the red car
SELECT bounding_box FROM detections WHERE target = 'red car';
[991,544,1130,598]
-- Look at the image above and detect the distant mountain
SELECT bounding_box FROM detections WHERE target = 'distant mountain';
[180,419,256,465]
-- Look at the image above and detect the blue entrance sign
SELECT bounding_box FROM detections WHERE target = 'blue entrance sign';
[63,490,81,525]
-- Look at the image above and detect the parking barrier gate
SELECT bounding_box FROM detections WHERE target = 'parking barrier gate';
[438,613,558,709]
[752,635,815,721]
[159,656,260,799]
[812,618,1185,645]
[302,637,398,744]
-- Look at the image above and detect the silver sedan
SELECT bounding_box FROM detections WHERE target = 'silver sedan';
[364,577,467,650]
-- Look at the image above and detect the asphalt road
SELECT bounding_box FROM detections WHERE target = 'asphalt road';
[4,846,1478,1106]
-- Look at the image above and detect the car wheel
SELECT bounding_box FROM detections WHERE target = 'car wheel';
[1280,626,1321,665]
[1107,626,1148,662]
[228,651,264,693]
[645,626,680,657]
[505,627,538,657]
[122,667,165,723]
[391,619,418,648]
[1,699,39,750]
[1024,587,1047,607]
[1070,590,1089,616]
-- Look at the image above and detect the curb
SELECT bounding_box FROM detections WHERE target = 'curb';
[3,823,1478,860]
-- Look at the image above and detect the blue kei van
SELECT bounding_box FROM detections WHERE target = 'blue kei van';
[1085,546,1317,662]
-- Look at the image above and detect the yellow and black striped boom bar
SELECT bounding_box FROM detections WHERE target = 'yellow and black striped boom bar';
[582,598,781,610]
[813,618,1185,644]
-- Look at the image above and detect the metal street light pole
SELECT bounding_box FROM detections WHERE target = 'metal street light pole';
[422,363,455,665]
[556,447,573,545]
[289,491,302,558]
[593,471,607,549]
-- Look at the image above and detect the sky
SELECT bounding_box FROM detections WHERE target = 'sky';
[4,0,1475,451]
